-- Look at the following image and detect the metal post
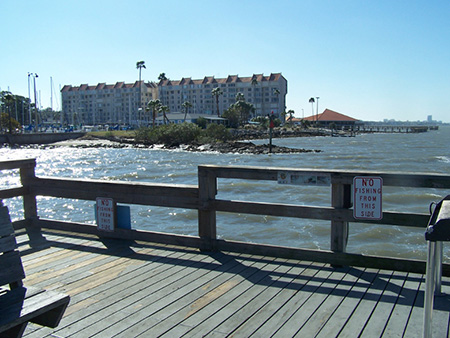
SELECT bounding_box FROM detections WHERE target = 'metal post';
[28,73,32,126]
[435,241,443,295]
[33,74,39,132]
[424,241,436,338]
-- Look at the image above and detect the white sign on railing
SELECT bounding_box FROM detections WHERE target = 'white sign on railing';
[278,171,331,186]
[96,197,116,231]
[353,176,383,220]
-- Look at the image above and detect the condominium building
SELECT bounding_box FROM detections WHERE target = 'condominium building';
[158,73,287,118]
[61,81,157,125]
[60,73,287,125]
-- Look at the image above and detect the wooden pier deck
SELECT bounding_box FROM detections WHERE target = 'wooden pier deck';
[16,227,450,338]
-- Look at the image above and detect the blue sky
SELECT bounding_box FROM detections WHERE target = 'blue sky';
[2,0,449,122]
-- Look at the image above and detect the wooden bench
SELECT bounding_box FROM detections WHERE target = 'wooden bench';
[0,202,70,338]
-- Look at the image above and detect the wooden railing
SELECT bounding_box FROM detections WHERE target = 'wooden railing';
[2,159,450,275]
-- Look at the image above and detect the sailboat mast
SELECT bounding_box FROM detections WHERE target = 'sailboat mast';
[50,77,53,111]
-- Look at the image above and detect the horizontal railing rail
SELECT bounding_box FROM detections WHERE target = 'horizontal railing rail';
[1,159,450,275]
[31,177,199,209]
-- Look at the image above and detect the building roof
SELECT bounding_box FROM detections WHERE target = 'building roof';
[61,81,155,92]
[303,109,359,122]
[157,73,285,87]
[61,74,285,92]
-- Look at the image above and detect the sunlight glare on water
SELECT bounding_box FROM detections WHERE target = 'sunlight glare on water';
[1,126,449,261]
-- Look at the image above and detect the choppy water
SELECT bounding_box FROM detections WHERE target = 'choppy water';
[1,126,449,261]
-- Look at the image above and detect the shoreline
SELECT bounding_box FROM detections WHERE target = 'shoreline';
[1,128,331,154]
[4,136,322,155]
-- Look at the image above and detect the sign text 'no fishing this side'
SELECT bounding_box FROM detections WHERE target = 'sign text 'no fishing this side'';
[353,176,383,220]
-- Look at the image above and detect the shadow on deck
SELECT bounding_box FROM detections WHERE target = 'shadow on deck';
[16,228,450,338]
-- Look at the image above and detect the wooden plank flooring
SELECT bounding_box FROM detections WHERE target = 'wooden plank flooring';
[12,228,450,337]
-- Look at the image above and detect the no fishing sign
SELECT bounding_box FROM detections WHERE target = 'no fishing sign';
[96,197,116,231]
[353,176,383,220]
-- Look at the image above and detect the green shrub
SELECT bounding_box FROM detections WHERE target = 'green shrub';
[196,117,207,129]
[135,123,201,146]
[203,123,230,142]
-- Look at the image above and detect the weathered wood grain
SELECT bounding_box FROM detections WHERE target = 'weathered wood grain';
[12,229,450,338]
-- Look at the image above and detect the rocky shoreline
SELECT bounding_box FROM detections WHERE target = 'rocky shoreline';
[36,135,321,154]
[2,128,326,154]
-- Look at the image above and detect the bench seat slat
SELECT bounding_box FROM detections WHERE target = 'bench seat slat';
[0,251,25,286]
[0,207,14,237]
[0,234,17,253]
[0,286,70,331]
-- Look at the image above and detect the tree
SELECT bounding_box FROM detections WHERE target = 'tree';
[211,87,223,117]
[308,97,315,123]
[235,92,245,102]
[273,88,280,96]
[196,117,207,129]
[301,119,311,129]
[222,107,240,128]
[182,101,193,122]
[223,94,255,127]
[0,92,15,133]
[0,113,21,133]
[136,61,146,125]
[158,105,170,124]
[251,78,259,116]
[147,99,161,127]
[233,93,254,125]
[273,88,281,120]
[286,109,295,126]
[158,73,167,82]
[157,73,168,105]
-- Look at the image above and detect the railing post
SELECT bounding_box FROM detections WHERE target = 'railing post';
[19,159,38,226]
[198,166,217,251]
[331,183,351,255]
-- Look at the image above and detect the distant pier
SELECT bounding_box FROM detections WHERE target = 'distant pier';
[355,125,437,133]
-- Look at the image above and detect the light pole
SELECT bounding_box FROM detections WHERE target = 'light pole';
[27,73,31,126]
[28,73,39,132]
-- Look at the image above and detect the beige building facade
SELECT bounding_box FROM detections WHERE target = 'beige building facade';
[61,73,287,126]
[158,73,287,118]
[61,81,157,125]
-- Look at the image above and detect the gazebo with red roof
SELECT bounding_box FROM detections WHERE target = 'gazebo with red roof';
[302,109,360,128]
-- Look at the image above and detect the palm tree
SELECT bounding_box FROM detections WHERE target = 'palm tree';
[157,73,168,105]
[273,88,281,119]
[287,109,295,126]
[147,99,161,128]
[182,101,193,122]
[309,97,315,123]
[235,92,245,102]
[211,87,223,117]
[251,78,258,116]
[136,61,146,126]
[158,73,167,82]
[159,105,170,124]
